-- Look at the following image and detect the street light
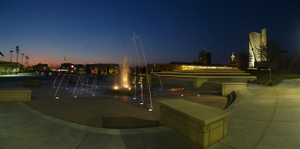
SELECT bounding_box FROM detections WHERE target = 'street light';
[21,53,24,65]
[10,50,13,62]
[16,46,19,63]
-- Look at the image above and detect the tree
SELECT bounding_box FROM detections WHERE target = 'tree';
[267,39,282,69]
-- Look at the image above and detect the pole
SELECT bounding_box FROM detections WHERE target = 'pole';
[270,68,271,81]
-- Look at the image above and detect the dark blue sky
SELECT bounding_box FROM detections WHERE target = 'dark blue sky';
[0,0,299,67]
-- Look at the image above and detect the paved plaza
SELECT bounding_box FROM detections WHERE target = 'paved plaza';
[1,74,300,148]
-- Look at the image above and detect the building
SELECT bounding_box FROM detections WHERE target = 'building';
[147,62,237,72]
[249,28,267,67]
[230,52,237,66]
[237,53,249,70]
[86,63,119,75]
[198,50,211,65]
[0,61,20,75]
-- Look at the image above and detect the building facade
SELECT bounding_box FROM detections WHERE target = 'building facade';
[249,28,267,67]
[199,50,211,65]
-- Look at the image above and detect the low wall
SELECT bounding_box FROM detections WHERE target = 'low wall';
[0,88,32,101]
[221,82,246,96]
[151,76,193,87]
[159,99,230,148]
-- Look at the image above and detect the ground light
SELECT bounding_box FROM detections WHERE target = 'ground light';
[140,103,143,105]
[148,109,153,112]
[55,96,59,99]
[74,95,77,98]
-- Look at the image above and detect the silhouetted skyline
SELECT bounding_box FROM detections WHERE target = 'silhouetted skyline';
[0,0,299,66]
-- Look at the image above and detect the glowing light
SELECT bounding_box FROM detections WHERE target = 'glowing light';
[140,102,144,105]
[133,97,136,100]
[181,94,184,96]
[55,96,59,99]
[128,88,131,90]
[148,109,153,112]
[114,86,118,90]
[74,95,77,98]
[197,94,200,97]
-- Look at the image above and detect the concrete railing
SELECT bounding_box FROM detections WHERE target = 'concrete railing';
[0,88,32,101]
[159,99,230,149]
[221,82,246,96]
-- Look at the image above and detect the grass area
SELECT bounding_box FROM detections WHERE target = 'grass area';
[245,69,300,86]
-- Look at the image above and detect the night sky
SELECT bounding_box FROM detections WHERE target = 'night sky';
[0,0,299,67]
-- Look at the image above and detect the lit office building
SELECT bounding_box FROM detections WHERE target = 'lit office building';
[249,28,267,67]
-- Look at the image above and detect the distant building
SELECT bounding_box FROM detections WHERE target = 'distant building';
[249,28,267,67]
[237,53,249,70]
[147,62,237,72]
[198,50,211,65]
[86,63,119,75]
[230,52,237,66]
[0,61,20,75]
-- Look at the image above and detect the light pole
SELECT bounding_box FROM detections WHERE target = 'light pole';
[21,53,24,65]
[25,56,29,67]
[16,46,19,63]
[269,67,272,81]
[10,50,13,62]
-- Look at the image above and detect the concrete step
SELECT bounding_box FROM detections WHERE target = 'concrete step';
[201,82,221,90]
[198,88,221,95]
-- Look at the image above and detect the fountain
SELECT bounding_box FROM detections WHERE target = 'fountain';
[109,57,140,94]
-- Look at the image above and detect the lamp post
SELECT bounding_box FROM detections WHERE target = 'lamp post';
[16,46,19,63]
[10,50,13,62]
[25,56,29,67]
[269,67,272,81]
[21,53,24,65]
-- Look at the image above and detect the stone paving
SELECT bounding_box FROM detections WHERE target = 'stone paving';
[1,74,300,148]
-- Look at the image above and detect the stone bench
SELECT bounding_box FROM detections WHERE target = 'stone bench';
[159,99,230,149]
[221,82,246,96]
[0,88,32,101]
[23,79,41,87]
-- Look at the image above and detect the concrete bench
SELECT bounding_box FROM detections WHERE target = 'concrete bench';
[159,99,230,148]
[23,79,41,87]
[0,88,32,101]
[221,82,246,96]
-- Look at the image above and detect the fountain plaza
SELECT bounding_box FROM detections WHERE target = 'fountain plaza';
[1,65,300,148]
[0,69,300,149]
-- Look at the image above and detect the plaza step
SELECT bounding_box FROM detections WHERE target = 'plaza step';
[198,82,222,95]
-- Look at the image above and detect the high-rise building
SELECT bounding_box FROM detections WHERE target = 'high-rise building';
[249,28,267,67]
[199,50,211,65]
[230,52,237,66]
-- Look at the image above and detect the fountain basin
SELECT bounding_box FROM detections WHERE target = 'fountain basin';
[108,88,141,94]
